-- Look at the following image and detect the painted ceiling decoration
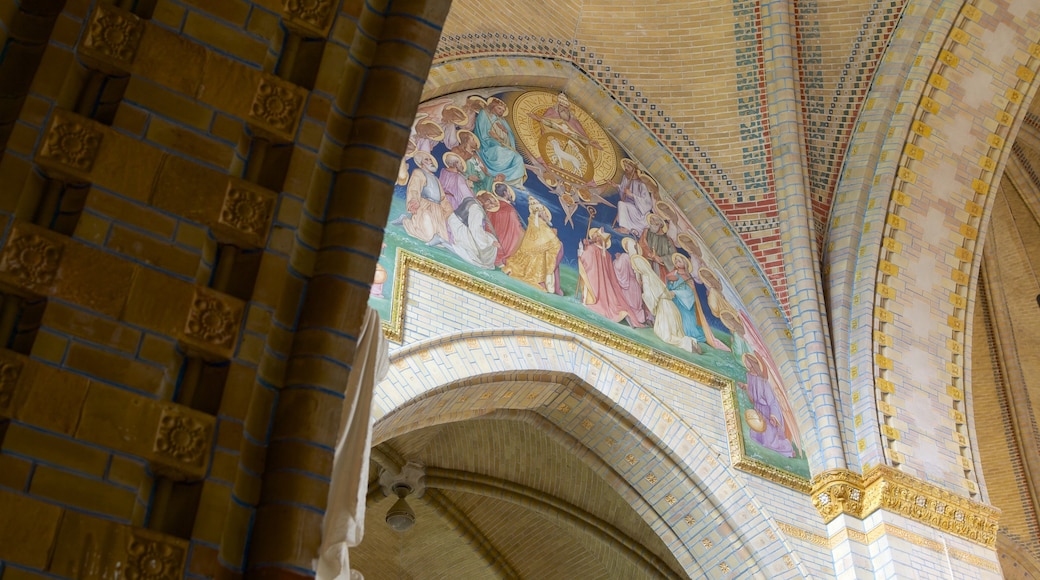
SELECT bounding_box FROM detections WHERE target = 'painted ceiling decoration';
[371,87,811,484]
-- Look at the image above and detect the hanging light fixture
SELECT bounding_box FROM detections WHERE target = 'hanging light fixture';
[385,484,416,532]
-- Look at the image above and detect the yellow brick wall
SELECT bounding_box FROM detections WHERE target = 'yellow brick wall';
[0,0,447,577]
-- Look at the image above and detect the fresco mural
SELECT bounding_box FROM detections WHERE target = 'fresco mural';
[370,88,810,482]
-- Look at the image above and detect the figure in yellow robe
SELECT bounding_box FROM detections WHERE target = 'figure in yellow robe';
[503,197,563,294]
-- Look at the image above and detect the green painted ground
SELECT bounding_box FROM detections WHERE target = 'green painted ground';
[370,198,749,382]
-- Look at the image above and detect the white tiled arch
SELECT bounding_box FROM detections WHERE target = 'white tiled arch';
[373,329,809,579]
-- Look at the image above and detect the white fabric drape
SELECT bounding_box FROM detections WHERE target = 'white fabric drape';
[316,307,388,580]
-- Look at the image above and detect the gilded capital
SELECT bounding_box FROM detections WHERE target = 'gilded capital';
[125,528,187,580]
[810,466,1000,548]
[0,226,64,293]
[80,3,144,72]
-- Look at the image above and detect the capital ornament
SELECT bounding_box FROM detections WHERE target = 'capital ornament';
[126,530,186,580]
[38,113,103,174]
[220,184,273,240]
[283,0,334,35]
[184,288,241,349]
[810,466,999,548]
[249,77,303,136]
[82,4,144,67]
[154,408,208,467]
[0,231,64,288]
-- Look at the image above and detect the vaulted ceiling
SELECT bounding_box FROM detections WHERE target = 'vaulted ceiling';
[351,0,1040,576]
[353,417,687,579]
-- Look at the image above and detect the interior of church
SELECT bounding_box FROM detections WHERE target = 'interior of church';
[0,0,1038,578]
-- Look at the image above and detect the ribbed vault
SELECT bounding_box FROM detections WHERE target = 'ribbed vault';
[353,416,688,579]
[973,87,1040,577]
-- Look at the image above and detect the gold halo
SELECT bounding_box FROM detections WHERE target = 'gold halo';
[442,151,464,170]
[443,105,467,125]
[699,267,720,289]
[415,119,444,141]
[413,150,438,171]
[457,130,479,149]
[677,233,702,258]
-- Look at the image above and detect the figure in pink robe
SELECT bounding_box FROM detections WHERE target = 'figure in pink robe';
[478,190,524,266]
[613,238,649,327]
[578,228,631,324]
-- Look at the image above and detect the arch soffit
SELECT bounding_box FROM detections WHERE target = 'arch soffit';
[418,56,801,402]
[827,0,1040,479]
[373,329,811,579]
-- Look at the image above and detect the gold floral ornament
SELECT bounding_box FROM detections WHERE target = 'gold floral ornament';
[0,231,64,289]
[37,114,103,175]
[154,408,208,466]
[81,4,144,69]
[126,531,186,580]
[810,466,1000,548]
[219,183,274,244]
[249,76,303,138]
[282,0,334,35]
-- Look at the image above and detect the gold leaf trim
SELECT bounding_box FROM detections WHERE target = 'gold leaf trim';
[723,383,811,493]
[810,465,1000,547]
[776,521,1000,572]
[380,248,728,387]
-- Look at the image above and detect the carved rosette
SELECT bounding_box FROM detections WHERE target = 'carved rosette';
[125,529,186,580]
[36,111,103,179]
[183,287,242,357]
[811,469,867,523]
[218,181,274,245]
[249,76,303,139]
[153,408,209,468]
[871,466,999,548]
[0,230,64,291]
[811,466,1000,548]
[80,4,144,70]
[0,358,23,411]
[282,0,334,36]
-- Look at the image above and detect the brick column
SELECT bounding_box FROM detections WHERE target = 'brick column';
[247,1,451,577]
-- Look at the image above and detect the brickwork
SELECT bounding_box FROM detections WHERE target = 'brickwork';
[0,0,1032,578]
[975,180,1040,564]
[434,4,793,309]
[0,0,450,578]
[375,310,807,578]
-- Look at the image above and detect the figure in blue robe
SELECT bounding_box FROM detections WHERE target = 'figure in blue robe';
[474,98,527,186]
[667,275,706,343]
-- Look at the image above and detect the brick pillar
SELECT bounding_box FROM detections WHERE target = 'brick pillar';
[247,1,451,577]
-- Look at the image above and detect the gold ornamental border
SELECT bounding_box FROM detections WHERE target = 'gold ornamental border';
[810,466,1001,548]
[382,249,729,387]
[723,383,811,493]
[380,249,1008,538]
[383,249,815,491]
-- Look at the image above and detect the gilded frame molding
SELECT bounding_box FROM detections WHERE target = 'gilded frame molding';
[723,383,811,493]
[382,249,728,386]
[810,466,1000,548]
[379,249,1005,539]
[380,249,813,491]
